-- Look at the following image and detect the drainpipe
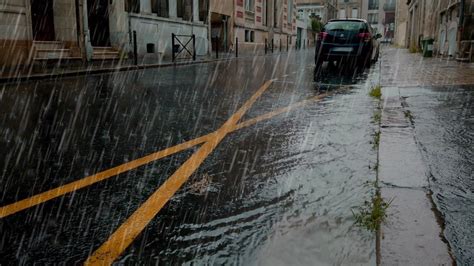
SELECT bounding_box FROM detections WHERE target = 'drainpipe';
[458,0,465,48]
[82,0,93,61]
[75,0,86,63]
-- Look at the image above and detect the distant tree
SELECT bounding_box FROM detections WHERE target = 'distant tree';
[311,18,323,33]
[310,17,323,43]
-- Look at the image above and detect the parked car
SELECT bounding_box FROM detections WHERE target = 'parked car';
[315,19,381,71]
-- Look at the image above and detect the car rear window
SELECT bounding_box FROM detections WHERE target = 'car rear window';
[325,21,367,32]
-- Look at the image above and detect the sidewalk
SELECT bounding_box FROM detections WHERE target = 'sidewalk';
[0,55,217,84]
[0,48,302,84]
[378,47,474,265]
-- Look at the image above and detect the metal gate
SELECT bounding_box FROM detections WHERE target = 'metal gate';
[172,33,196,62]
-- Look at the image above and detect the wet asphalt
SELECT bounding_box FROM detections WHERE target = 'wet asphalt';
[1,49,383,264]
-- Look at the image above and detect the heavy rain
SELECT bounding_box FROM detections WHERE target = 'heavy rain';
[0,0,473,265]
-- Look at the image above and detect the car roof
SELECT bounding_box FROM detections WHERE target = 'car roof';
[327,19,368,23]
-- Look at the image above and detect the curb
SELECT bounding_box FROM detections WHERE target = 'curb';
[0,57,236,85]
[0,50,303,85]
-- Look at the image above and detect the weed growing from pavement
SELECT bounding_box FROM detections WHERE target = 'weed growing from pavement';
[352,192,393,232]
[369,85,382,99]
[372,131,381,150]
[404,110,415,125]
[352,84,392,232]
[408,46,420,53]
[373,110,382,124]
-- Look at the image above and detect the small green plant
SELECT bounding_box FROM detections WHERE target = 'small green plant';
[372,131,381,150]
[369,85,382,99]
[408,45,421,53]
[404,110,414,124]
[352,193,393,232]
[311,18,323,33]
[372,110,382,124]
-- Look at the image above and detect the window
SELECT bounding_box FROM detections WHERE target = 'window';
[245,0,254,12]
[125,0,140,13]
[368,13,378,24]
[245,30,254,42]
[368,0,379,10]
[199,0,208,22]
[339,9,346,19]
[177,0,193,21]
[351,8,358,18]
[151,0,168,17]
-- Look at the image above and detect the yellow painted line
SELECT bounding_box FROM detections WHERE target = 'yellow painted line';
[0,90,332,220]
[0,134,212,219]
[234,93,329,130]
[84,80,274,265]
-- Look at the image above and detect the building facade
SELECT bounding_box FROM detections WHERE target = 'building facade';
[393,0,408,47]
[296,0,338,47]
[338,0,362,19]
[0,0,82,69]
[0,0,210,70]
[233,0,298,54]
[0,0,303,70]
[296,0,338,24]
[406,0,473,60]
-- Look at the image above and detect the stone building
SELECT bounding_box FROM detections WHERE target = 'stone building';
[406,0,473,60]
[296,0,338,23]
[360,0,394,40]
[0,0,82,70]
[122,0,210,61]
[296,0,338,47]
[338,0,362,19]
[209,0,233,52]
[0,0,210,70]
[393,0,408,47]
[233,0,298,54]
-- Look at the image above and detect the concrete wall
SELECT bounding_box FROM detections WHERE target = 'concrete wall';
[394,0,408,47]
[106,0,208,59]
[130,14,208,58]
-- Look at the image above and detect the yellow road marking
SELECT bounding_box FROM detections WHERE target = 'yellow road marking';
[84,80,274,265]
[0,134,212,218]
[235,93,329,130]
[0,91,333,219]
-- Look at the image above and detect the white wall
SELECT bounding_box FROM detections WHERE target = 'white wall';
[130,14,208,57]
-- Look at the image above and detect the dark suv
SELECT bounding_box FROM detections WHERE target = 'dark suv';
[315,19,381,70]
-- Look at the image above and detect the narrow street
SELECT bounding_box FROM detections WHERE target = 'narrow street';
[0,50,380,264]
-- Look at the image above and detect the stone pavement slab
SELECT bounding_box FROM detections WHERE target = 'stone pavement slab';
[379,87,452,265]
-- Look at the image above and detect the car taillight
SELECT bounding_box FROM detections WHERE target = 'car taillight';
[318,32,328,41]
[358,32,371,42]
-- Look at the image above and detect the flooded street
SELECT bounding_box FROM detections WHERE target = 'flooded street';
[0,50,380,264]
[400,86,474,264]
[1,0,474,263]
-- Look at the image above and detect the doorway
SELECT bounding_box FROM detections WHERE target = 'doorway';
[30,0,56,41]
[87,0,111,46]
